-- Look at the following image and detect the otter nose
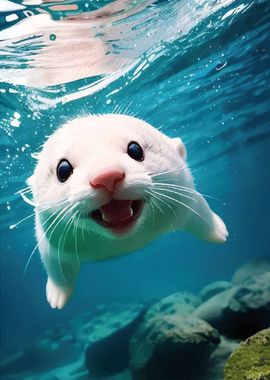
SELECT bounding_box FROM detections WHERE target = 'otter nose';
[90,169,125,193]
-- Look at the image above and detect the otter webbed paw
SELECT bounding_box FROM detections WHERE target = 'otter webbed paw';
[208,212,229,243]
[46,278,73,309]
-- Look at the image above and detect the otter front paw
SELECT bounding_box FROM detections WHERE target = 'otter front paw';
[46,278,73,309]
[209,212,229,243]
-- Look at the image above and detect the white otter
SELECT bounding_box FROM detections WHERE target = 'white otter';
[28,114,228,309]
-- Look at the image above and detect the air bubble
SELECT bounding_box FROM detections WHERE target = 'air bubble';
[216,61,227,71]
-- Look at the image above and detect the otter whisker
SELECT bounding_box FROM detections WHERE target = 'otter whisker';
[14,191,89,231]
[14,198,71,231]
[36,190,88,212]
[150,166,185,178]
[150,163,206,179]
[147,192,176,230]
[153,182,197,193]
[81,218,87,244]
[152,198,164,215]
[23,205,68,277]
[148,200,156,229]
[146,192,164,216]
[31,188,89,216]
[150,197,176,232]
[47,202,79,283]
[36,198,75,215]
[48,203,78,242]
[58,210,78,286]
[73,211,81,268]
[18,199,73,230]
[16,186,31,193]
[153,182,219,201]
[19,185,90,214]
[142,192,156,228]
[152,190,213,229]
[62,209,78,252]
[57,227,68,286]
[145,191,177,232]
[17,189,33,197]
[154,185,198,197]
[20,191,36,207]
[147,190,179,219]
[9,212,36,230]
[153,187,195,202]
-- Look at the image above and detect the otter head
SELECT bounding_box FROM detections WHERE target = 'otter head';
[27,114,188,239]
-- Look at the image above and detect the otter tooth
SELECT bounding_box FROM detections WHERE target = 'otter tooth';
[101,207,133,223]
[101,212,110,223]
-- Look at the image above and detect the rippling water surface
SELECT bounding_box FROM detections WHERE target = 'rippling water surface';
[0,0,270,378]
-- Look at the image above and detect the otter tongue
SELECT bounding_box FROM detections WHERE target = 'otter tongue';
[100,200,133,223]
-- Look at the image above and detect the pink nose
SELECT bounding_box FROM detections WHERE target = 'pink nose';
[90,169,125,193]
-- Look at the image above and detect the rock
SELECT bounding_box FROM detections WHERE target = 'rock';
[84,303,145,377]
[199,281,232,302]
[205,336,239,380]
[232,258,270,285]
[97,371,132,380]
[224,328,270,380]
[194,273,270,339]
[70,303,144,346]
[146,292,201,318]
[130,314,220,380]
[0,339,81,376]
[0,303,145,379]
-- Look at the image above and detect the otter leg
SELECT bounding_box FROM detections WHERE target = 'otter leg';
[46,277,73,310]
[35,215,80,309]
[182,192,228,243]
[43,254,80,309]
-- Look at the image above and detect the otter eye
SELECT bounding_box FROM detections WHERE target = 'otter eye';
[57,159,73,183]
[127,141,144,162]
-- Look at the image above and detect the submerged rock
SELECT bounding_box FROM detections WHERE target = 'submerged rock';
[231,258,270,285]
[224,328,270,380]
[130,314,220,380]
[146,292,201,318]
[84,303,145,377]
[72,303,145,346]
[0,303,144,379]
[99,371,132,380]
[206,336,239,380]
[194,272,270,339]
[199,281,232,302]
[0,339,81,376]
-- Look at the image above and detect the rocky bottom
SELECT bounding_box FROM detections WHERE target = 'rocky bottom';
[1,258,270,380]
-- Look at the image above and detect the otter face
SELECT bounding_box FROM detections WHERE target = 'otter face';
[28,114,188,239]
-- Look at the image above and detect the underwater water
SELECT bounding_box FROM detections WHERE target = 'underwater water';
[0,0,270,379]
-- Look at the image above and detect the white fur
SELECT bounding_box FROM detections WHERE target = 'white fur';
[28,114,228,309]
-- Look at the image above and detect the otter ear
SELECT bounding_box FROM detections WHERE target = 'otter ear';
[172,137,187,161]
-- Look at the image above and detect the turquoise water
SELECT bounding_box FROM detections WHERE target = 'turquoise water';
[0,0,270,378]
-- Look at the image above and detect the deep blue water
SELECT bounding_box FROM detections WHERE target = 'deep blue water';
[0,0,270,370]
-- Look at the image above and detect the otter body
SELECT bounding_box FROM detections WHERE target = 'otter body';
[28,114,228,309]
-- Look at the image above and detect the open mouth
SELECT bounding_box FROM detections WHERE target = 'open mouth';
[91,199,144,234]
